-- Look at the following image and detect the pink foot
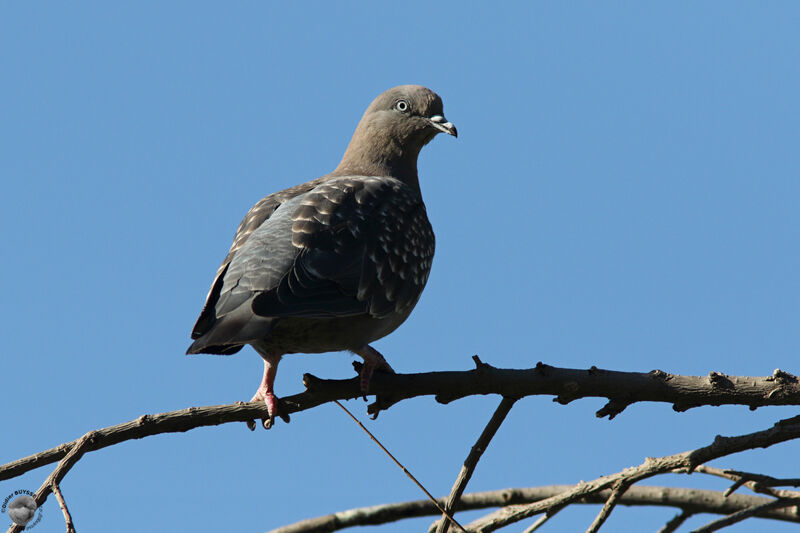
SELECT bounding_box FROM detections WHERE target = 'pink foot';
[249,387,278,430]
[353,345,395,393]
[246,353,282,430]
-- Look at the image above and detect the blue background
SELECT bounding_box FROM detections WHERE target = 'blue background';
[2,2,799,532]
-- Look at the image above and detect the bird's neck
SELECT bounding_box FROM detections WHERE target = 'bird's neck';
[332,124,422,193]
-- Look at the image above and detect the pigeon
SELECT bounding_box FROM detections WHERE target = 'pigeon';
[187,85,456,428]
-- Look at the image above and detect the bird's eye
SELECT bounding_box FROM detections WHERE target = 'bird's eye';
[395,99,410,112]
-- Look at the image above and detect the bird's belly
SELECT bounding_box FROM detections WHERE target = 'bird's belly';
[265,309,413,354]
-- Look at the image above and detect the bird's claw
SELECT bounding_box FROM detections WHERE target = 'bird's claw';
[357,346,395,393]
[246,390,280,430]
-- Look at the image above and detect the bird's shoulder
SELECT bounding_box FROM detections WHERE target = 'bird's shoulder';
[290,174,428,250]
[252,174,435,320]
[190,176,325,339]
[224,176,328,262]
[194,174,434,335]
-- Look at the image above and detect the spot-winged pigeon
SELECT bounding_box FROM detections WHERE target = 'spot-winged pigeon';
[187,85,456,428]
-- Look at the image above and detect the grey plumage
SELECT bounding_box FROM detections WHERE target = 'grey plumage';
[187,85,456,427]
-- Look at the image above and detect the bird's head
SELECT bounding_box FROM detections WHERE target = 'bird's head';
[364,85,457,144]
[335,85,456,185]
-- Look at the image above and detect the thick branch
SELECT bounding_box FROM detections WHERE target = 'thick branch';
[3,364,800,482]
[268,485,800,533]
[325,364,800,417]
[466,415,800,531]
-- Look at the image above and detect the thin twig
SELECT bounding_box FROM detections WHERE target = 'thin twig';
[721,469,800,488]
[695,466,800,500]
[434,395,517,533]
[690,499,797,532]
[7,431,96,533]
[585,480,629,533]
[658,510,694,533]
[51,482,76,533]
[332,400,467,533]
[722,478,747,498]
[521,505,565,533]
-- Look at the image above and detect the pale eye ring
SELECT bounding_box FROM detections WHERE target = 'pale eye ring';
[395,99,410,112]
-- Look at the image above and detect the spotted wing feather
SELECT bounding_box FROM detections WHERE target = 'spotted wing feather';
[252,176,435,320]
[188,178,324,351]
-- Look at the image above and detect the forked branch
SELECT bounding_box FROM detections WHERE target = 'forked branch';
[466,414,800,531]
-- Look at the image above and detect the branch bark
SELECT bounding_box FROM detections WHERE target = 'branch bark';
[4,363,799,482]
[657,510,694,533]
[7,431,96,533]
[466,415,800,532]
[434,394,517,533]
[268,484,800,533]
[691,499,797,532]
[51,482,76,533]
[695,465,800,499]
[585,480,629,533]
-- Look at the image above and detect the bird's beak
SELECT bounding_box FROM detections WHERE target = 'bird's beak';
[429,115,458,138]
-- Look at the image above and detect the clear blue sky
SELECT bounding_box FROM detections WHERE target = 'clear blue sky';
[2,3,799,532]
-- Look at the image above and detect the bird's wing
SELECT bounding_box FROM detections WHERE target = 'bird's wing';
[252,175,435,320]
[187,175,434,353]
[190,178,324,341]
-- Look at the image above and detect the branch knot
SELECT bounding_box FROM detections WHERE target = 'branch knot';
[708,372,734,389]
[769,369,798,385]
[649,369,669,380]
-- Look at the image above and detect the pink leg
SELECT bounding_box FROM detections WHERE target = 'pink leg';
[249,352,282,430]
[353,345,395,393]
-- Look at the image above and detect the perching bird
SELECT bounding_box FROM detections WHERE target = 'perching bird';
[187,85,456,428]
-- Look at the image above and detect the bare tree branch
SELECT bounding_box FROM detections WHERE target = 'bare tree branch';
[657,510,694,533]
[6,431,96,533]
[434,390,517,533]
[3,363,800,532]
[695,465,800,499]
[690,499,798,532]
[5,363,800,482]
[332,400,466,532]
[1,403,273,482]
[50,482,76,533]
[585,480,629,533]
[268,485,800,533]
[520,506,564,533]
[465,414,800,532]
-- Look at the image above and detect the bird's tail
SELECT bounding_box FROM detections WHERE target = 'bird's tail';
[186,306,274,355]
